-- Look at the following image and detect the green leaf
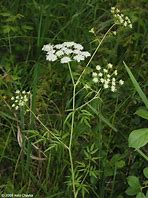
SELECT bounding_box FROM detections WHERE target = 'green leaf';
[126,187,139,196]
[136,192,146,198]
[127,176,141,193]
[123,62,148,109]
[135,109,148,120]
[128,128,148,149]
[143,167,148,179]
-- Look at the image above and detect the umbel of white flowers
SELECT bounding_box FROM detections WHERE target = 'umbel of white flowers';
[92,63,124,92]
[11,90,30,110]
[111,7,132,28]
[42,41,91,63]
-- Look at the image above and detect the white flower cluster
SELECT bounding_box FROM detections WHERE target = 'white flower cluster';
[111,7,132,28]
[11,90,30,110]
[92,63,124,92]
[42,41,91,63]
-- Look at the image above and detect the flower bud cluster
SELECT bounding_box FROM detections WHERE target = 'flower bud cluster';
[11,90,30,110]
[42,42,91,63]
[92,63,124,92]
[111,7,132,28]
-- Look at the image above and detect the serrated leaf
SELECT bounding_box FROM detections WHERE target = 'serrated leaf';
[128,128,148,149]
[143,167,148,179]
[135,109,148,120]
[136,192,146,198]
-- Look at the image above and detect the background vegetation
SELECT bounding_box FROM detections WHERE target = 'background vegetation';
[0,0,148,197]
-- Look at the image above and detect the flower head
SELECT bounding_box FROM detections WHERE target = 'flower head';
[111,7,132,29]
[11,90,31,110]
[92,63,124,92]
[42,42,91,64]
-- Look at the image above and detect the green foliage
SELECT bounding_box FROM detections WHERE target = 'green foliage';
[0,0,148,197]
[128,128,148,149]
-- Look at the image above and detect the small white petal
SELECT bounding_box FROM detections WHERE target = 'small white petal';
[107,63,113,69]
[42,44,53,52]
[73,55,85,62]
[46,53,57,62]
[73,43,83,50]
[56,50,64,57]
[92,72,98,77]
[96,65,101,70]
[15,106,19,110]
[103,69,108,73]
[15,90,20,94]
[119,79,124,85]
[61,57,71,63]
[98,72,103,77]
[92,77,98,83]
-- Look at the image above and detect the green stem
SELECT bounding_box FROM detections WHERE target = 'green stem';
[76,24,116,85]
[136,149,148,161]
[68,63,77,198]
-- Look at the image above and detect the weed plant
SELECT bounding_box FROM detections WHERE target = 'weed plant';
[0,0,148,197]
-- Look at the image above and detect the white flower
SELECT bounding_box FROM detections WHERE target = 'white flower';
[92,77,98,83]
[107,74,111,78]
[73,49,81,54]
[119,79,124,85]
[63,41,75,47]
[15,106,19,110]
[112,77,116,82]
[43,42,90,63]
[11,90,31,110]
[46,53,57,62]
[54,44,63,49]
[11,97,15,100]
[42,44,54,52]
[81,51,91,57]
[56,50,64,57]
[100,78,104,83]
[98,72,103,77]
[64,48,73,55]
[104,83,109,89]
[73,43,83,50]
[107,63,113,69]
[15,90,20,94]
[92,72,98,77]
[73,54,85,62]
[103,69,108,73]
[61,56,71,63]
[114,70,118,75]
[111,86,116,92]
[96,65,101,70]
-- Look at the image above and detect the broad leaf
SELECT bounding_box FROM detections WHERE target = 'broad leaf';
[128,128,148,149]
[135,109,148,120]
[136,192,146,198]
[143,167,148,179]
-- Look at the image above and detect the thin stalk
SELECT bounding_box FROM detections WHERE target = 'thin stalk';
[109,166,117,198]
[8,32,12,54]
[136,149,148,161]
[76,24,116,85]
[68,63,77,198]
[26,105,69,150]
